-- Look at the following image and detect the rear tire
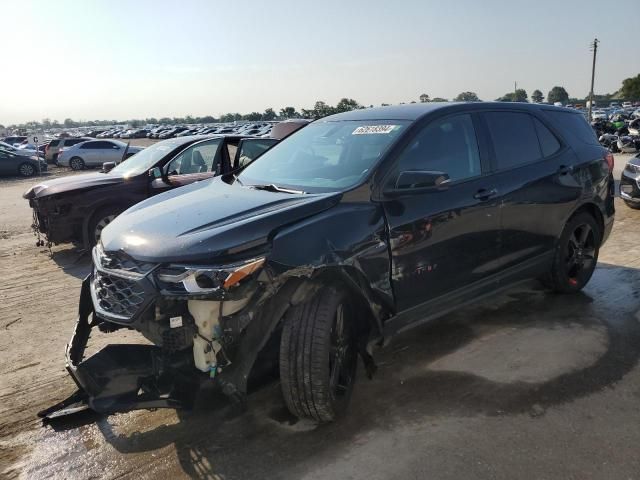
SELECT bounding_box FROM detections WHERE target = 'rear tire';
[69,157,85,171]
[623,199,640,210]
[546,212,601,293]
[279,287,358,423]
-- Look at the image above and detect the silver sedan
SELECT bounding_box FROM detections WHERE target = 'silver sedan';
[57,140,144,170]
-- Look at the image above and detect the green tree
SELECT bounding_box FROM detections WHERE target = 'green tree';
[430,97,448,102]
[263,108,277,120]
[419,93,430,103]
[454,91,480,102]
[312,101,335,118]
[63,118,76,127]
[335,98,360,113]
[547,86,569,105]
[244,112,263,121]
[620,74,640,99]
[531,89,544,103]
[279,107,299,118]
[496,89,528,102]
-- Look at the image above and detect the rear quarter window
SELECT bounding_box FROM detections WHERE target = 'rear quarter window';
[48,140,60,147]
[542,110,599,146]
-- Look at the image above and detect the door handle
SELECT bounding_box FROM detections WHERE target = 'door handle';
[473,188,498,201]
[557,165,573,175]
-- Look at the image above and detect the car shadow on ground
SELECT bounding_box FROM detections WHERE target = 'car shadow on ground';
[48,245,92,279]
[49,263,640,479]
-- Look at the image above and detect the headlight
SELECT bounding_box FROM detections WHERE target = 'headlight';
[156,257,265,294]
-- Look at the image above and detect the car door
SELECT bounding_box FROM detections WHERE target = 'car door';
[0,150,13,174]
[100,141,123,163]
[150,138,224,193]
[382,112,502,313]
[480,110,578,274]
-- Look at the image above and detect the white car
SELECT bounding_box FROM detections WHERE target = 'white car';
[622,101,632,109]
[591,110,608,121]
[56,140,144,170]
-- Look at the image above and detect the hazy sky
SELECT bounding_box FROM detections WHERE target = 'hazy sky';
[1,0,639,124]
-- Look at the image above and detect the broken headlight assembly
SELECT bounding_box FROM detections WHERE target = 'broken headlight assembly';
[155,257,266,295]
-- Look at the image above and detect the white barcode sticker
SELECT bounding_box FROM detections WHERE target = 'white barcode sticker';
[170,316,183,328]
[352,125,398,135]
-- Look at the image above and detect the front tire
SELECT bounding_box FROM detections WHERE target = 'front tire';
[546,212,601,293]
[69,157,85,171]
[18,162,36,177]
[280,287,358,423]
[88,207,121,247]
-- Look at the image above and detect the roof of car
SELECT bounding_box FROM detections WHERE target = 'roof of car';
[322,102,580,122]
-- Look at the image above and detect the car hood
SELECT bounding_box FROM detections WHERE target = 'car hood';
[100,177,342,263]
[23,172,125,199]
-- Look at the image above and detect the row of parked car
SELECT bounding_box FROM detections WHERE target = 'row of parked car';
[23,103,634,428]
[95,122,276,140]
[0,121,292,175]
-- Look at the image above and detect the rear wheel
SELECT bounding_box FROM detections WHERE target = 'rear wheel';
[88,207,121,247]
[279,287,358,423]
[546,212,600,293]
[18,162,36,177]
[69,157,85,171]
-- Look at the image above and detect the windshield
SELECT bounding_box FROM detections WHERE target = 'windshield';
[110,139,187,177]
[238,120,409,192]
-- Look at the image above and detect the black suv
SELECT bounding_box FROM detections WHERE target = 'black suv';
[45,103,615,423]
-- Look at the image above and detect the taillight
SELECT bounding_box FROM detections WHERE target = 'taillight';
[605,152,614,173]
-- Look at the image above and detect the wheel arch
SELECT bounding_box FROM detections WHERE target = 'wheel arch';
[567,202,605,240]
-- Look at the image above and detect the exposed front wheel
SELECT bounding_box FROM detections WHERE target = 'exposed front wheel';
[546,212,601,293]
[69,157,85,171]
[279,287,358,423]
[88,207,121,247]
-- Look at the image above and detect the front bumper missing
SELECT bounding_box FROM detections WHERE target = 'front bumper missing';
[38,276,200,420]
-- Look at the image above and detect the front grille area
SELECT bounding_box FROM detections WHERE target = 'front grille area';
[97,250,156,276]
[94,271,145,319]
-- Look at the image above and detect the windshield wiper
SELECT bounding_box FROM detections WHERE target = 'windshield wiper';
[248,184,305,194]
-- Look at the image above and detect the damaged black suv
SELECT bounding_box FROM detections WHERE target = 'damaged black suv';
[47,103,615,423]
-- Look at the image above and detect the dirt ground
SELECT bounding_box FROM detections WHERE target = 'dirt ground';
[1,154,640,479]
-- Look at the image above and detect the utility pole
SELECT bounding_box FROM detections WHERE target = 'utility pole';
[588,38,599,121]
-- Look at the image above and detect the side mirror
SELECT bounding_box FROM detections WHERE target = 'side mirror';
[386,170,451,196]
[148,167,162,179]
[102,161,116,173]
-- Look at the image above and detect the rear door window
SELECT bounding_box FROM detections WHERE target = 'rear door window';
[484,112,542,170]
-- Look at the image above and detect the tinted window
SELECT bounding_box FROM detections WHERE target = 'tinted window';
[166,139,222,175]
[237,139,278,168]
[533,118,561,157]
[65,139,84,146]
[543,110,599,146]
[393,113,481,183]
[484,112,542,169]
[49,140,60,147]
